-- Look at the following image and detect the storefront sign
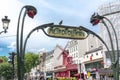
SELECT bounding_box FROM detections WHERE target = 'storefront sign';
[54,65,66,69]
[55,71,69,77]
[47,25,88,39]
[66,64,77,70]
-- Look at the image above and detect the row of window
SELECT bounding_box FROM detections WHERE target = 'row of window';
[71,52,79,58]
[68,40,78,45]
[72,59,81,64]
[69,45,78,53]
[85,51,103,58]
[72,51,103,64]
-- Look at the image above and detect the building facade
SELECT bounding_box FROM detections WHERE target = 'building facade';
[67,34,102,79]
[97,0,120,67]
[67,34,102,64]
[98,0,120,50]
[44,50,54,79]
[84,46,104,79]
[53,45,78,79]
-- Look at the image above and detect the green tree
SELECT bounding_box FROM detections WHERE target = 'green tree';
[0,56,13,80]
[24,52,40,73]
[0,56,8,62]
[9,52,40,78]
[0,62,12,80]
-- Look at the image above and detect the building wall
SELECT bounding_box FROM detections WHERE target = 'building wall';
[84,48,103,63]
[77,34,101,58]
[67,34,102,64]
[97,1,120,67]
[66,34,102,76]
[45,51,54,72]
[67,40,80,64]
[53,45,64,68]
[44,51,54,79]
[98,1,120,50]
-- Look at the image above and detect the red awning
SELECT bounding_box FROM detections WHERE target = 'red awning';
[66,64,78,70]
[74,73,80,76]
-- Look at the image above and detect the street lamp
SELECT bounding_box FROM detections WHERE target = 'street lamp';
[16,5,56,80]
[0,16,10,34]
[90,13,119,80]
[16,5,37,80]
[17,5,120,80]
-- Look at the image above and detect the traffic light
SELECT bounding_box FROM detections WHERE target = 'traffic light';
[8,52,16,64]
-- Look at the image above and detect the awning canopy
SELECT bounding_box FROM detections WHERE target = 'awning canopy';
[98,69,113,76]
[74,73,80,77]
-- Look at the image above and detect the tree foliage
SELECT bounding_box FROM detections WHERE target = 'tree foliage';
[0,52,40,79]
[0,62,12,78]
[0,56,8,62]
[24,52,40,73]
[0,56,13,80]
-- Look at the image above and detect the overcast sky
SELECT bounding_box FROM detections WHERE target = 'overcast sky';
[0,0,114,56]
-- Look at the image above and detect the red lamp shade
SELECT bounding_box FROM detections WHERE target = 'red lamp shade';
[27,10,35,18]
[92,19,100,26]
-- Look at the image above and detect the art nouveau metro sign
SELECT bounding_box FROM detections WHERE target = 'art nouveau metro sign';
[46,25,88,39]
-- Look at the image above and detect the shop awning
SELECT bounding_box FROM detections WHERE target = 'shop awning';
[66,64,78,70]
[54,65,66,72]
[74,73,80,77]
[98,69,113,76]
